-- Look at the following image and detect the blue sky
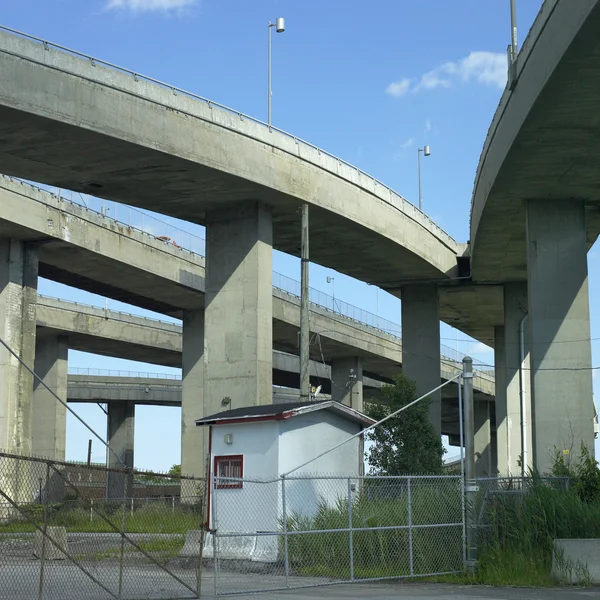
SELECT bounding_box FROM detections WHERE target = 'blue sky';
[5,0,598,471]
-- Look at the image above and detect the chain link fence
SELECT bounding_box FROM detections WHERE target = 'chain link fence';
[0,452,207,600]
[208,474,464,595]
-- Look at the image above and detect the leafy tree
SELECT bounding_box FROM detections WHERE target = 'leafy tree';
[168,464,182,478]
[365,373,445,475]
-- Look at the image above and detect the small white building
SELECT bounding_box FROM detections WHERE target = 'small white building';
[195,400,374,562]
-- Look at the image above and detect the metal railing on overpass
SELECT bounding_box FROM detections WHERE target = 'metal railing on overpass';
[46,294,494,384]
[69,367,181,380]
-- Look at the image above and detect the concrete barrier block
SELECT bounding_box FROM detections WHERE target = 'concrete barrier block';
[33,527,68,561]
[553,539,600,584]
[201,532,278,563]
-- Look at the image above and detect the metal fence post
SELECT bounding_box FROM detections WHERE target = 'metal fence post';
[347,478,354,581]
[463,357,478,573]
[458,376,467,571]
[282,476,290,588]
[407,477,414,577]
[212,471,218,596]
[37,462,50,600]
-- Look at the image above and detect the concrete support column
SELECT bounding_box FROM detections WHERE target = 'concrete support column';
[32,334,68,460]
[494,325,509,474]
[331,357,363,412]
[401,285,441,434]
[526,199,594,473]
[0,238,38,456]
[475,402,493,477]
[498,283,532,475]
[204,202,273,410]
[181,310,205,480]
[106,401,135,499]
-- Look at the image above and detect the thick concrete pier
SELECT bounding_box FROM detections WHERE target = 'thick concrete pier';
[331,357,363,412]
[0,238,38,456]
[475,402,493,477]
[181,310,205,479]
[204,203,273,411]
[32,334,68,460]
[401,285,441,434]
[526,200,594,473]
[495,283,531,475]
[106,401,135,499]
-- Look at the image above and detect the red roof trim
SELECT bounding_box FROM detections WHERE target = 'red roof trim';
[207,410,296,426]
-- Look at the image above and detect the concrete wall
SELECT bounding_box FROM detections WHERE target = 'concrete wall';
[208,420,280,561]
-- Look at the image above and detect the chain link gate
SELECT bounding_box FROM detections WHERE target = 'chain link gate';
[208,474,465,595]
[0,452,207,600]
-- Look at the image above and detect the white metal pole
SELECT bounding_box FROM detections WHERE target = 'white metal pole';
[510,0,518,61]
[417,149,422,211]
[268,23,272,127]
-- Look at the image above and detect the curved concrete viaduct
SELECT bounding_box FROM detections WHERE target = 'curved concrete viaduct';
[0,26,488,476]
[469,0,600,472]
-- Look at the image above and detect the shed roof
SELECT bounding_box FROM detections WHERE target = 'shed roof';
[195,400,375,427]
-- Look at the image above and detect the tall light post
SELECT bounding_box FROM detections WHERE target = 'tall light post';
[326,276,337,312]
[507,0,518,90]
[417,145,431,212]
[268,17,285,127]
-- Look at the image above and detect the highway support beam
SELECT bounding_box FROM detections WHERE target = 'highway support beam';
[401,284,441,434]
[475,401,494,477]
[331,357,363,412]
[495,283,531,476]
[188,203,272,479]
[0,238,38,457]
[181,310,205,480]
[32,333,68,460]
[526,199,595,473]
[106,401,135,500]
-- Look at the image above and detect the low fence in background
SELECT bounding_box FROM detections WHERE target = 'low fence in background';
[0,452,207,600]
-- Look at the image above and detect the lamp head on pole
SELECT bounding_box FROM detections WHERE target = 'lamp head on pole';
[423,145,431,157]
[275,17,285,32]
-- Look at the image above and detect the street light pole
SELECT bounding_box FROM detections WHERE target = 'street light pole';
[417,145,431,211]
[268,17,285,127]
[510,0,518,62]
[327,276,336,313]
[300,204,310,402]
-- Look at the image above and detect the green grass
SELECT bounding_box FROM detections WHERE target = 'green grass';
[285,480,463,580]
[468,478,600,587]
[72,535,185,563]
[0,502,203,535]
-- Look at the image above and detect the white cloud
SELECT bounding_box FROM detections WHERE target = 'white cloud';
[106,0,196,12]
[401,137,415,150]
[386,51,507,98]
[442,51,507,88]
[425,119,432,133]
[413,71,451,93]
[470,341,494,355]
[385,78,411,98]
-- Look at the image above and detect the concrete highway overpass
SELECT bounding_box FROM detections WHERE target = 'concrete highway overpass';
[467,0,600,472]
[0,26,504,479]
[33,296,495,475]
